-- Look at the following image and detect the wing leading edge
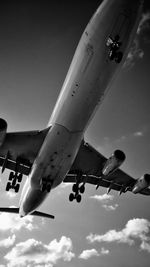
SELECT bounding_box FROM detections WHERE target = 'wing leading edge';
[0,127,50,176]
[64,141,150,196]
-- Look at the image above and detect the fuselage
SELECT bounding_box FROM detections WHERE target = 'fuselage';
[19,0,143,217]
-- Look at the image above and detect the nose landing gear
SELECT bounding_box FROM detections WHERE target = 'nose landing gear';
[41,177,53,193]
[107,35,123,64]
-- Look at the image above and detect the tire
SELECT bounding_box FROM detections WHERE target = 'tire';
[72,184,78,193]
[46,184,51,193]
[76,194,81,203]
[69,193,74,202]
[6,182,11,191]
[12,178,17,187]
[15,184,20,193]
[115,51,123,63]
[9,172,15,181]
[109,50,116,61]
[80,185,85,194]
[41,184,46,192]
[17,173,23,183]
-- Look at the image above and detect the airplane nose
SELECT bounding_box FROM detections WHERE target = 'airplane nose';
[19,188,48,217]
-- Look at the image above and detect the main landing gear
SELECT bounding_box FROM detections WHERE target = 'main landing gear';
[69,183,85,203]
[69,172,85,203]
[6,171,23,193]
[107,35,123,64]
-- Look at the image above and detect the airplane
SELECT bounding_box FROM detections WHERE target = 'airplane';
[0,0,148,220]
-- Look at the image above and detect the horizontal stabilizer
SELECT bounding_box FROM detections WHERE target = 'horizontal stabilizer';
[32,210,55,219]
[0,207,55,219]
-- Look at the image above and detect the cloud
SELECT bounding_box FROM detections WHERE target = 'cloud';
[133,131,143,137]
[87,218,150,253]
[0,212,36,232]
[90,194,118,211]
[124,39,144,69]
[0,235,16,248]
[124,12,150,69]
[79,247,110,260]
[100,247,110,255]
[137,12,150,36]
[79,248,99,260]
[90,194,114,203]
[6,191,16,198]
[102,204,118,211]
[4,236,75,267]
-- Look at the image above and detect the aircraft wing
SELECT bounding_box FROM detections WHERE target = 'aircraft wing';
[64,141,150,196]
[0,128,49,175]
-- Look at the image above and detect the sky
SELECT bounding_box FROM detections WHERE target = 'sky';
[0,0,150,266]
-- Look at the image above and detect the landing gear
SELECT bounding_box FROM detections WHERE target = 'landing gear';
[69,182,85,203]
[6,172,23,193]
[41,177,53,193]
[115,51,123,63]
[107,35,123,64]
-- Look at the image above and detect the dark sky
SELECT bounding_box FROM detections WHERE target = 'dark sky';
[0,1,150,267]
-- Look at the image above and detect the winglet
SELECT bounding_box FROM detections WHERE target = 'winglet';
[0,207,55,219]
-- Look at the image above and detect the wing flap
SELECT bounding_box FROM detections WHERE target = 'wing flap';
[0,158,30,175]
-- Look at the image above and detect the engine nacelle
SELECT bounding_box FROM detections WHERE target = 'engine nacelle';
[102,150,126,176]
[132,174,150,194]
[0,118,7,147]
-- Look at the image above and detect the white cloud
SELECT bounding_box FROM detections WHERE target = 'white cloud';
[4,236,75,267]
[90,194,114,203]
[100,247,110,255]
[79,249,99,260]
[124,39,144,69]
[0,212,36,232]
[87,218,150,253]
[79,247,109,260]
[133,131,143,137]
[90,194,118,211]
[124,12,150,69]
[6,191,16,198]
[141,241,150,253]
[0,235,16,248]
[137,12,150,35]
[102,204,118,211]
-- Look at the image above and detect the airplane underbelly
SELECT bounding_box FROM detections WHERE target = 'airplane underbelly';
[49,1,141,133]
[30,124,83,189]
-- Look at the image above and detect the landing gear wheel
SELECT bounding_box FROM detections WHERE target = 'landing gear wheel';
[6,182,12,191]
[109,50,116,61]
[17,173,23,183]
[80,185,85,194]
[69,193,74,202]
[115,51,123,63]
[15,184,20,193]
[41,184,46,192]
[9,172,15,181]
[76,194,82,203]
[72,184,78,193]
[46,184,51,193]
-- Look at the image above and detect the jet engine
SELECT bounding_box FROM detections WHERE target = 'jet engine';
[102,150,126,176]
[0,118,7,147]
[132,174,150,194]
